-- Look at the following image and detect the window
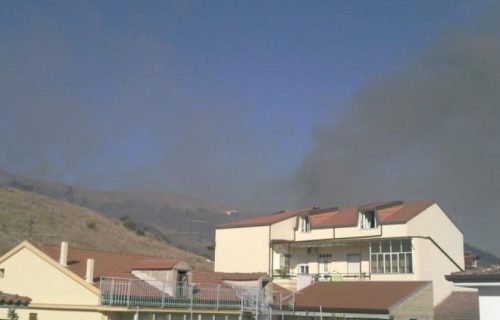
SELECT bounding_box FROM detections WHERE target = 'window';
[319,254,332,273]
[301,216,311,232]
[360,210,377,229]
[29,313,38,320]
[0,268,4,278]
[279,254,290,270]
[299,264,309,274]
[370,239,412,274]
[306,247,318,254]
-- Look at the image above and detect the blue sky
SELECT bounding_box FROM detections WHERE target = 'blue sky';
[0,0,489,207]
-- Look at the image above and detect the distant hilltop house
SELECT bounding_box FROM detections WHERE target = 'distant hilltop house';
[215,200,465,306]
[223,209,238,215]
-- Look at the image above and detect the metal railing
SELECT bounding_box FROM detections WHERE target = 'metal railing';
[272,272,370,281]
[99,277,282,312]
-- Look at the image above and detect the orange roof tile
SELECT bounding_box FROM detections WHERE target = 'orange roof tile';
[434,291,479,320]
[220,200,436,229]
[294,281,430,313]
[0,292,31,306]
[191,271,267,284]
[37,245,184,285]
[217,208,311,229]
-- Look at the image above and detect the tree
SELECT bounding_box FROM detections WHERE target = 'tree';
[7,308,19,320]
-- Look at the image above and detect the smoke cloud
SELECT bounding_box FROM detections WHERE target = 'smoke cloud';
[294,16,500,254]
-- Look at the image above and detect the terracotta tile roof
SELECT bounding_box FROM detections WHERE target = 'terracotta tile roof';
[434,291,479,320]
[294,281,429,313]
[37,245,184,284]
[131,258,184,270]
[0,292,31,306]
[218,208,311,229]
[309,207,358,228]
[446,264,500,282]
[191,271,267,284]
[220,200,436,229]
[377,200,435,224]
[269,283,293,306]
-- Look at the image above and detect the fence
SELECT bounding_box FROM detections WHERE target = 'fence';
[99,277,276,312]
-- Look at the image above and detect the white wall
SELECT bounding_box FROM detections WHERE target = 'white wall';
[478,286,500,320]
[270,217,296,241]
[407,203,464,305]
[0,247,98,305]
[214,226,270,273]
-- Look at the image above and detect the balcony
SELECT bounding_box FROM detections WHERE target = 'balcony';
[273,271,371,281]
[272,272,371,292]
[99,277,294,312]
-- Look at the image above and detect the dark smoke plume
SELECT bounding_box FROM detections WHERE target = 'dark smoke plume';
[294,16,500,254]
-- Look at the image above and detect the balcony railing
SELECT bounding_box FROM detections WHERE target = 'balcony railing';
[272,272,371,281]
[99,277,288,312]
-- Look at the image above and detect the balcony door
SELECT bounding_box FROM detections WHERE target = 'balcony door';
[347,254,361,275]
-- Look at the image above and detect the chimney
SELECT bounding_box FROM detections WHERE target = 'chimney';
[85,259,95,283]
[59,241,68,266]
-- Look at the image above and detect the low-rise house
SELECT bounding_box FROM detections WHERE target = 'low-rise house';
[445,264,500,320]
[215,200,465,305]
[0,241,284,320]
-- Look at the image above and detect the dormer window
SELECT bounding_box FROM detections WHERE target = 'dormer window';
[360,210,377,229]
[301,216,311,232]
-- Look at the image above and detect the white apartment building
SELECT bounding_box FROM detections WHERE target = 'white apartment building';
[215,200,465,305]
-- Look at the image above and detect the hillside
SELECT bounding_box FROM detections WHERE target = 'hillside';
[0,170,255,256]
[464,242,500,266]
[0,187,212,270]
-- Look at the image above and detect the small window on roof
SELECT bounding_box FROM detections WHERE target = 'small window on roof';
[360,210,377,229]
[301,216,311,232]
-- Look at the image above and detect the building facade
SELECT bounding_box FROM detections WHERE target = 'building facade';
[0,241,274,320]
[215,200,465,305]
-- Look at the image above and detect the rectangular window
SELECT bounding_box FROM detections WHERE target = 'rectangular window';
[360,211,377,229]
[319,254,332,273]
[378,254,384,273]
[301,216,311,232]
[0,268,4,278]
[279,254,290,270]
[370,239,412,274]
[370,254,378,273]
[29,314,38,320]
[384,253,391,272]
[391,253,398,273]
[299,264,309,275]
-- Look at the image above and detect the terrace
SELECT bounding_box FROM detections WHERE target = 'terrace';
[99,277,295,313]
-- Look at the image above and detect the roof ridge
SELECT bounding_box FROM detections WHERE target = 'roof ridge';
[36,244,170,259]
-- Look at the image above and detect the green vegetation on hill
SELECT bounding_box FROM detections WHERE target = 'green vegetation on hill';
[0,187,211,270]
[0,169,254,258]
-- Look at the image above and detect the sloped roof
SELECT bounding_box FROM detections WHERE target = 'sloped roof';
[0,292,31,306]
[219,200,435,229]
[294,281,429,313]
[37,244,186,283]
[218,208,312,229]
[446,264,500,282]
[434,291,479,320]
[191,271,267,284]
